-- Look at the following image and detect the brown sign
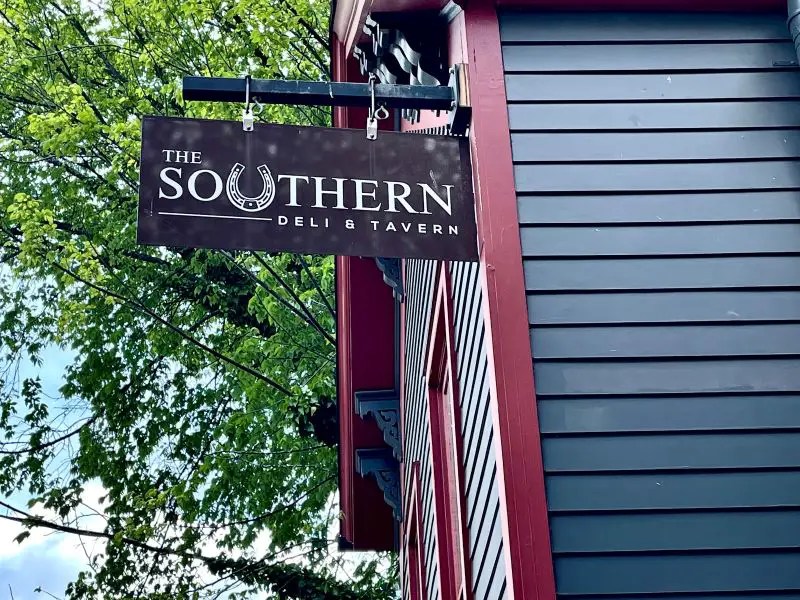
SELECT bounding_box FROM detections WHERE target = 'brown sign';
[137,116,477,260]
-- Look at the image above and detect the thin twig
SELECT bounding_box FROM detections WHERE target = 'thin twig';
[298,255,335,320]
[249,252,335,345]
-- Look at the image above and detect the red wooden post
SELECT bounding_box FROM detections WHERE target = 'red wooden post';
[462,2,556,599]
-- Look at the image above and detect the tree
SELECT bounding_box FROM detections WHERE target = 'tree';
[0,0,395,597]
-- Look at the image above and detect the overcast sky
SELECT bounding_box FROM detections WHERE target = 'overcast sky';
[1,345,87,600]
[0,345,353,600]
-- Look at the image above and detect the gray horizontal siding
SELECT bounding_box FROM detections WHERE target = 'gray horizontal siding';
[556,553,800,595]
[450,261,507,600]
[514,161,800,193]
[500,12,789,42]
[530,323,800,358]
[518,192,800,224]
[521,224,800,257]
[551,511,800,552]
[538,395,800,433]
[504,9,800,599]
[524,256,800,290]
[542,432,800,472]
[512,131,800,162]
[506,72,800,102]
[529,291,800,324]
[535,359,800,396]
[503,42,798,72]
[508,101,800,131]
[548,471,800,511]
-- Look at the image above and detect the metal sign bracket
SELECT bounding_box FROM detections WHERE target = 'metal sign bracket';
[182,64,471,135]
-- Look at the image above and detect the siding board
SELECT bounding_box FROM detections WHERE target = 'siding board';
[499,13,789,42]
[505,10,800,598]
[523,256,800,291]
[538,395,800,433]
[517,192,800,225]
[511,131,800,162]
[547,471,800,511]
[555,553,800,595]
[521,224,800,257]
[534,359,800,396]
[550,511,800,553]
[506,72,800,102]
[508,101,800,131]
[503,42,797,72]
[513,161,800,193]
[530,323,800,359]
[528,291,800,324]
[542,432,800,472]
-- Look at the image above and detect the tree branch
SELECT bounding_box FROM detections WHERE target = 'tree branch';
[0,498,372,600]
[50,260,293,397]
[0,499,201,558]
[221,251,334,346]
[297,255,335,320]
[249,252,334,346]
[0,416,96,455]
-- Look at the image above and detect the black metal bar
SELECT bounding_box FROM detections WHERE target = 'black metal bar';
[182,76,455,111]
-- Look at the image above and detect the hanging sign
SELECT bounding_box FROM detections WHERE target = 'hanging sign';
[137,116,477,260]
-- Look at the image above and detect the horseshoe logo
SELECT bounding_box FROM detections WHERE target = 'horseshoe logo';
[226,162,275,212]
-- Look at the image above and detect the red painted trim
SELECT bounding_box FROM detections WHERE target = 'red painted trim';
[333,35,355,549]
[462,2,556,600]
[403,462,428,600]
[496,0,783,9]
[335,255,396,551]
[335,252,354,546]
[425,263,473,600]
[399,259,408,500]
[333,35,395,552]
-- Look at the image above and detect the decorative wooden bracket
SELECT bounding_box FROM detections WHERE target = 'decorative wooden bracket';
[355,389,401,460]
[374,257,403,301]
[356,448,402,521]
[352,9,470,132]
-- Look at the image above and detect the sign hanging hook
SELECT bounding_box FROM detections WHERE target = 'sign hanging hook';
[242,75,254,132]
[252,96,264,116]
[366,74,389,140]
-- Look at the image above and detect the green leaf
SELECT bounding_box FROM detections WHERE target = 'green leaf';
[0,0,389,597]
[14,531,30,544]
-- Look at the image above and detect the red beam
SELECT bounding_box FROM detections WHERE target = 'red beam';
[335,255,396,551]
[333,36,395,552]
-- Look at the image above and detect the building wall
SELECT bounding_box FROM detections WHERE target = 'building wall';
[403,258,440,600]
[449,261,507,600]
[402,259,507,600]
[504,9,800,597]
